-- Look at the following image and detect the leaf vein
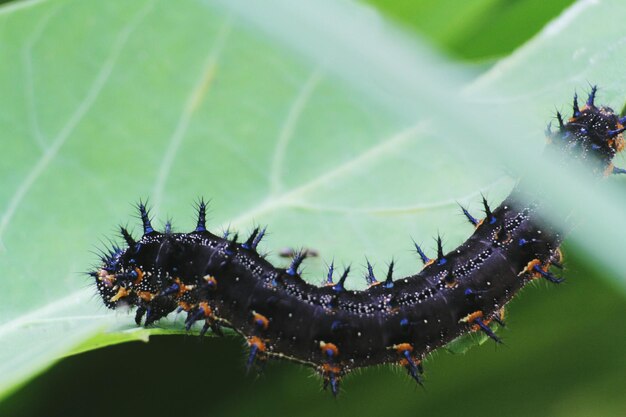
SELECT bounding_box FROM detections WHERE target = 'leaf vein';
[0,1,153,247]
[269,67,323,194]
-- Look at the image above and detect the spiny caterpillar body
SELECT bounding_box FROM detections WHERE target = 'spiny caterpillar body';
[92,89,625,396]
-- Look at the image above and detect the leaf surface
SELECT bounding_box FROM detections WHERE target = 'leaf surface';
[0,0,625,403]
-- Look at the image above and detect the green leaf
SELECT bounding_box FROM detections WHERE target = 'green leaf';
[1,0,625,411]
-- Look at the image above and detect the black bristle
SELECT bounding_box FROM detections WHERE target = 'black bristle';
[412,240,431,265]
[481,195,495,224]
[246,345,260,372]
[332,266,350,292]
[138,201,154,234]
[473,317,502,344]
[119,226,136,247]
[556,111,565,130]
[185,308,205,331]
[323,372,340,397]
[533,265,565,283]
[251,226,267,250]
[459,203,479,226]
[286,251,306,276]
[401,349,423,386]
[242,227,259,250]
[587,85,597,107]
[195,199,207,232]
[326,261,335,285]
[365,259,377,285]
[134,306,146,325]
[573,92,580,117]
[384,260,395,288]
[224,233,238,256]
[607,127,626,138]
[436,235,445,261]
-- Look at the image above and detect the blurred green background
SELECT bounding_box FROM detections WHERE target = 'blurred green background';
[2,0,625,416]
[367,0,574,59]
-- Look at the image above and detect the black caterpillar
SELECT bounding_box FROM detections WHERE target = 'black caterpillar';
[92,89,625,396]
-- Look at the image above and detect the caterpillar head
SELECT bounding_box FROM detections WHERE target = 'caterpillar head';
[548,87,625,176]
[91,244,138,309]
